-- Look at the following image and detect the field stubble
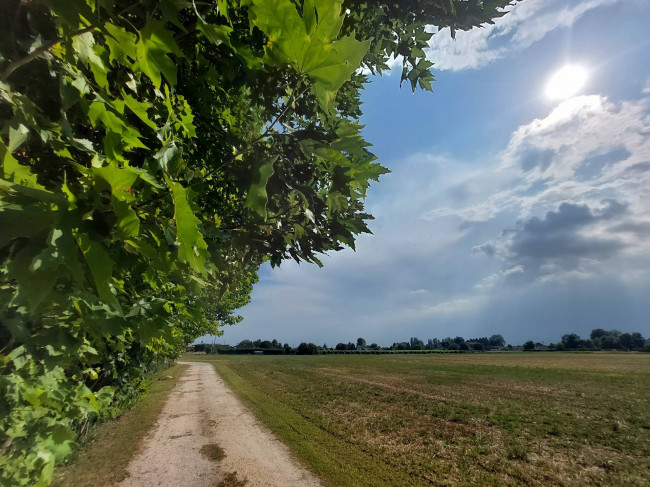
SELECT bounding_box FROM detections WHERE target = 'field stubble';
[187,352,650,487]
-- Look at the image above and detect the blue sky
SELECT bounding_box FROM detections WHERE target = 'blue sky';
[203,0,650,347]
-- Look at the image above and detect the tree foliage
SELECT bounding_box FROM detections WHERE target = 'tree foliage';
[523,340,535,351]
[0,0,509,484]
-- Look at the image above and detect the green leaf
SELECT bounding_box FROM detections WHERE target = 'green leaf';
[309,35,370,111]
[136,21,184,88]
[9,124,29,152]
[93,163,139,201]
[113,199,140,237]
[0,204,54,248]
[248,0,369,111]
[40,424,76,462]
[165,176,209,275]
[0,178,66,204]
[158,0,187,29]
[7,243,60,313]
[197,22,233,48]
[35,450,55,486]
[245,157,276,219]
[217,0,231,22]
[34,220,85,284]
[122,92,157,129]
[7,346,29,370]
[154,141,182,174]
[103,130,125,162]
[1,141,42,188]
[104,22,137,66]
[88,101,127,134]
[61,77,82,110]
[72,32,109,89]
[41,0,93,28]
[74,231,122,313]
[128,166,163,189]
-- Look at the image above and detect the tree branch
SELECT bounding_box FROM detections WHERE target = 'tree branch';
[1,30,84,80]
[251,85,309,145]
[137,85,310,211]
[0,4,139,81]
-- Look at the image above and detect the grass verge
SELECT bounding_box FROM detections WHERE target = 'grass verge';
[212,361,411,487]
[52,363,188,487]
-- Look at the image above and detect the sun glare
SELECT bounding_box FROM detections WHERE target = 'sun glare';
[545,65,587,100]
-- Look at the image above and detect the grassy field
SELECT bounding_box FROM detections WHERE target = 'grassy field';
[186,352,650,487]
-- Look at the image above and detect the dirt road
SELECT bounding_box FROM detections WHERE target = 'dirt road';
[119,361,322,487]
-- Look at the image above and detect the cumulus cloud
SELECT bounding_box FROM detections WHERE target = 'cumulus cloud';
[475,200,633,282]
[438,95,650,225]
[426,0,619,70]
[460,93,650,286]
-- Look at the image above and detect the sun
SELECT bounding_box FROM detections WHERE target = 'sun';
[545,65,588,100]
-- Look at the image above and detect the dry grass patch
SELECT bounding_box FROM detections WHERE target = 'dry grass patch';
[215,471,247,487]
[200,443,226,462]
[187,353,650,486]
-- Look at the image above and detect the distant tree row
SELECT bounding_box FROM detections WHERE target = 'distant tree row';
[380,334,504,351]
[523,329,649,352]
[194,329,650,355]
[194,338,293,354]
[235,339,289,351]
[328,334,506,352]
[194,334,508,354]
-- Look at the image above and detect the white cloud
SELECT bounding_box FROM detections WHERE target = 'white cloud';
[474,265,525,290]
[457,93,650,287]
[644,77,650,94]
[425,0,619,71]
[415,296,486,317]
[504,264,525,276]
[439,95,650,226]
[411,288,430,295]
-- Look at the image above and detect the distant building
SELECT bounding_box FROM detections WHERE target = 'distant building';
[186,344,196,352]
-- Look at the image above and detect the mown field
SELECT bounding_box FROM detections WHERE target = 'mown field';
[186,352,650,487]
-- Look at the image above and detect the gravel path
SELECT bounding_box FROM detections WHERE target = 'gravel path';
[119,361,322,487]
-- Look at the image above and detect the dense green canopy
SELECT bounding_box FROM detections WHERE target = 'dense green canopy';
[0,0,508,484]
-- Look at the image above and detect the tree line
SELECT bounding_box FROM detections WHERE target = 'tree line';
[195,334,508,354]
[523,329,649,352]
[197,330,650,355]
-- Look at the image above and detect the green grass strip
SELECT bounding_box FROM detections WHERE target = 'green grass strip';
[212,361,415,487]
